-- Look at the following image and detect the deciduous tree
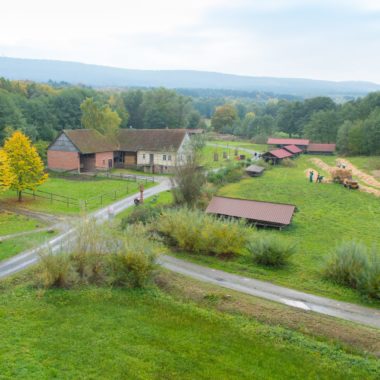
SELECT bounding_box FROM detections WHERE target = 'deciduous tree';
[0,149,13,191]
[4,131,48,201]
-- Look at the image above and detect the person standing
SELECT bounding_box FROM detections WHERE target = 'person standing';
[309,170,314,183]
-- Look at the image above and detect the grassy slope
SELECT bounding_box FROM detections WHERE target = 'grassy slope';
[0,280,378,379]
[0,231,57,261]
[0,177,154,215]
[175,155,380,306]
[0,211,45,236]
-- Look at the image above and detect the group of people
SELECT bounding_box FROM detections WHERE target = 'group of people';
[309,170,324,183]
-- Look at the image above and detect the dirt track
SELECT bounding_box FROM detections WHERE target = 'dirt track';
[309,158,380,198]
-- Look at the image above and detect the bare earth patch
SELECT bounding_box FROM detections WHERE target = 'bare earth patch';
[337,159,380,189]
[309,158,380,198]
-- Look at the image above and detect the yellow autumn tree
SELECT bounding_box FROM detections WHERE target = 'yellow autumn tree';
[4,131,48,201]
[0,149,14,191]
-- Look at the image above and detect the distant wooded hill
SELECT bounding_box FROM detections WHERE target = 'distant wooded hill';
[1,57,379,97]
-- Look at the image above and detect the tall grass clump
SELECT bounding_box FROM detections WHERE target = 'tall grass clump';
[207,163,243,186]
[155,208,250,256]
[324,241,380,300]
[36,219,160,289]
[323,241,369,289]
[120,204,163,227]
[247,236,295,267]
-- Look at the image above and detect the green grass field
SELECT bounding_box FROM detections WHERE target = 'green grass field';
[174,155,380,307]
[0,211,45,236]
[0,231,57,261]
[0,177,155,215]
[201,145,243,169]
[210,139,268,152]
[0,279,378,379]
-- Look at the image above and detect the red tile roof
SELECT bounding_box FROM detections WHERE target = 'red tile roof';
[206,196,296,227]
[308,143,336,152]
[284,144,302,154]
[266,149,293,159]
[267,137,310,146]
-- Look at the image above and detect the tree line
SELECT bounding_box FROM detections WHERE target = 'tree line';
[0,78,204,144]
[0,77,379,156]
[210,92,380,155]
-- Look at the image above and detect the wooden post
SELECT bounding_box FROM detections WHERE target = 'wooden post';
[114,191,116,200]
[50,192,53,203]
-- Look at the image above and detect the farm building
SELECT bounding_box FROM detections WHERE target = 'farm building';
[283,144,302,156]
[48,129,190,173]
[307,143,336,155]
[267,138,309,151]
[261,149,293,164]
[206,196,296,229]
[245,164,265,177]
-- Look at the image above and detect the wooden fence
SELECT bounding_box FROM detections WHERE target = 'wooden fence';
[21,188,133,211]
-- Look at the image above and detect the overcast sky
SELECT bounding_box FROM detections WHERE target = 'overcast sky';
[1,0,380,83]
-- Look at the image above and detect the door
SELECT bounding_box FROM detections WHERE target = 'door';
[108,159,113,169]
[149,154,154,164]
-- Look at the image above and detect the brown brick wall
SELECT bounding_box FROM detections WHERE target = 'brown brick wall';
[47,151,79,171]
[95,152,114,169]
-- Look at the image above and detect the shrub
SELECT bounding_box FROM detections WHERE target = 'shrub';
[324,241,369,289]
[357,250,380,299]
[36,220,160,289]
[248,236,295,267]
[155,208,249,256]
[281,158,297,168]
[324,241,380,300]
[107,225,159,288]
[37,252,78,288]
[207,163,243,185]
[121,204,162,227]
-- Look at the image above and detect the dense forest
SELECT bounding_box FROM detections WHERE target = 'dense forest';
[0,77,379,155]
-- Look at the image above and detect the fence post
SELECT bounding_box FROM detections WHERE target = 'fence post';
[50,192,53,203]
[33,191,36,200]
[114,191,116,200]
[67,197,69,208]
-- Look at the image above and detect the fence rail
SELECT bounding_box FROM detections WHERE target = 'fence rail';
[21,187,134,211]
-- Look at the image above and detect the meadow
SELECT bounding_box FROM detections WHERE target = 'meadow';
[0,277,378,379]
[0,176,154,215]
[174,155,380,306]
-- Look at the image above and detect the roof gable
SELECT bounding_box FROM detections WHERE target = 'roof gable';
[284,144,302,154]
[264,149,293,159]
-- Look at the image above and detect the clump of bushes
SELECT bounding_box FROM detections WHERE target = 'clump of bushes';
[154,208,250,256]
[36,221,160,289]
[207,163,244,186]
[247,236,295,267]
[324,241,380,299]
[121,204,163,227]
[281,158,297,168]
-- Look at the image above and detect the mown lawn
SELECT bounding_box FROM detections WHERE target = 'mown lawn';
[0,177,155,215]
[0,211,45,236]
[210,139,268,152]
[0,282,378,379]
[0,231,57,261]
[176,155,380,307]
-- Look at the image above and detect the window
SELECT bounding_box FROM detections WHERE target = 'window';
[143,154,145,160]
[163,155,167,161]
[168,155,172,161]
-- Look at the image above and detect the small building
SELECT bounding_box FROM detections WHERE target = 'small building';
[48,128,190,174]
[206,196,296,229]
[261,149,293,164]
[307,143,336,155]
[283,144,302,156]
[245,164,265,177]
[47,129,116,172]
[267,137,309,151]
